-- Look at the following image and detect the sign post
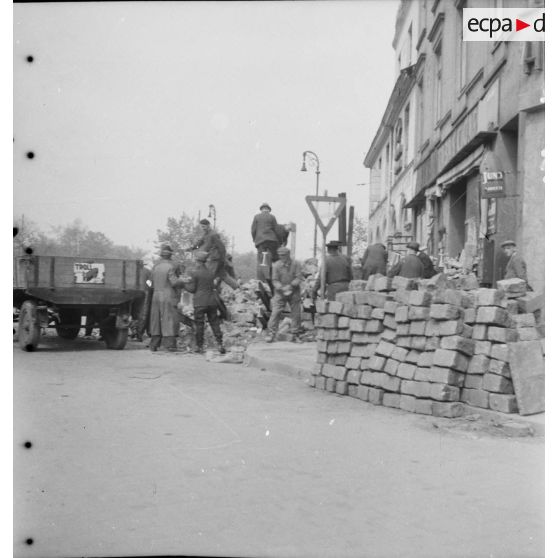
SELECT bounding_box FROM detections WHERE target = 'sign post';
[305,195,347,299]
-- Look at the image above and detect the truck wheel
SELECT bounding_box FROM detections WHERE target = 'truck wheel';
[102,327,128,350]
[18,301,40,351]
[55,309,82,340]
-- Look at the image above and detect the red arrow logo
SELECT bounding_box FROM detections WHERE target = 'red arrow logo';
[516,18,530,31]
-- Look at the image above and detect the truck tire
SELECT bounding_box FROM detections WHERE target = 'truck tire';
[18,300,40,351]
[102,327,128,350]
[55,309,82,340]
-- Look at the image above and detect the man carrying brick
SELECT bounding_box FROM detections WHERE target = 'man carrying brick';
[265,246,303,343]
[312,240,353,301]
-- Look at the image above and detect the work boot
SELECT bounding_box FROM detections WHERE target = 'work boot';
[218,343,226,355]
[193,346,204,354]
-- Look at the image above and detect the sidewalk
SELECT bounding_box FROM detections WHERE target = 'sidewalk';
[244,341,545,435]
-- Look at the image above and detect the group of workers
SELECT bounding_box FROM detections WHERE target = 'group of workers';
[136,201,531,351]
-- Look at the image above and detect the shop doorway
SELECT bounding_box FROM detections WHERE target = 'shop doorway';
[448,180,467,258]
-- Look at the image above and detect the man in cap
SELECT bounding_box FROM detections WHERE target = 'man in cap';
[192,219,227,284]
[149,244,185,352]
[312,240,353,301]
[501,240,530,285]
[361,242,388,279]
[417,245,437,279]
[251,202,282,281]
[183,250,226,354]
[388,241,424,279]
[265,246,303,343]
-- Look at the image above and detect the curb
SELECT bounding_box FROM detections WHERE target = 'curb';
[243,351,311,380]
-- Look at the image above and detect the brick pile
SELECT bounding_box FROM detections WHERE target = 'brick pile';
[309,274,543,417]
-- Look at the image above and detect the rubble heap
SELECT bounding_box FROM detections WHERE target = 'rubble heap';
[309,273,544,417]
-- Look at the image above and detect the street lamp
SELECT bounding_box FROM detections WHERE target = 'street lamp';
[300,150,320,258]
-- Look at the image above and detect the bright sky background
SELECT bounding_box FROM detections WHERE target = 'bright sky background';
[13,1,399,259]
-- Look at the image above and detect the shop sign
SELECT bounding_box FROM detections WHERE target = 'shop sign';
[481,171,505,198]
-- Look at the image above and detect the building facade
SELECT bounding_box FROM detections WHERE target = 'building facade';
[364,0,544,292]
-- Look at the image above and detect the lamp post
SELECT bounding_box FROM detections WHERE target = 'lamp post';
[300,150,320,258]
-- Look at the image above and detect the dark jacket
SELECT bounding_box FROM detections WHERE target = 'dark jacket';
[184,264,218,307]
[418,252,436,279]
[388,253,424,279]
[361,243,388,277]
[504,253,528,282]
[275,224,290,246]
[251,212,280,247]
[194,230,226,262]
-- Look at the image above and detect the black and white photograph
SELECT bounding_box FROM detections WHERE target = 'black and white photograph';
[11,1,547,557]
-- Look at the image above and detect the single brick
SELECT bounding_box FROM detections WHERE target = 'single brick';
[476,306,510,326]
[382,374,401,392]
[482,373,514,394]
[409,321,427,336]
[338,316,351,329]
[337,341,352,353]
[391,346,409,362]
[411,336,427,350]
[396,323,411,336]
[396,362,417,380]
[490,343,509,362]
[319,314,339,328]
[439,320,465,336]
[475,288,506,307]
[368,387,384,405]
[382,392,402,408]
[316,352,327,364]
[384,301,398,314]
[440,335,475,356]
[325,378,337,392]
[333,354,348,366]
[405,350,421,364]
[425,321,441,337]
[488,393,519,414]
[395,306,410,323]
[371,308,386,320]
[335,381,348,395]
[345,356,362,370]
[408,290,432,306]
[430,304,462,321]
[366,292,390,307]
[349,319,366,332]
[364,320,384,333]
[400,380,419,396]
[360,371,376,386]
[506,300,519,314]
[398,336,413,349]
[488,359,511,378]
[511,313,536,327]
[472,324,488,340]
[460,388,489,409]
[464,308,477,324]
[474,340,492,356]
[315,300,328,313]
[384,358,400,376]
[464,374,483,389]
[341,304,357,318]
[462,324,473,338]
[425,336,441,351]
[327,301,344,314]
[487,327,518,343]
[399,395,417,413]
[321,364,336,378]
[409,306,430,321]
[333,367,348,381]
[381,328,397,342]
[433,349,469,372]
[353,292,371,305]
[429,383,461,402]
[369,355,387,371]
[468,354,490,374]
[317,340,328,353]
[315,376,327,390]
[352,333,376,344]
[350,345,369,357]
[426,366,464,386]
[335,292,355,305]
[373,276,392,293]
[311,363,323,376]
[517,327,540,341]
[413,367,429,382]
[357,385,370,401]
[392,277,415,290]
[346,369,362,384]
[415,398,434,415]
[348,385,359,398]
[383,315,397,330]
[376,340,396,358]
[431,402,464,418]
[360,358,371,371]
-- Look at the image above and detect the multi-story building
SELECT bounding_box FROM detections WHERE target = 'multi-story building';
[364,0,544,291]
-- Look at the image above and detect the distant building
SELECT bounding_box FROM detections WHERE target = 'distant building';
[364,0,544,291]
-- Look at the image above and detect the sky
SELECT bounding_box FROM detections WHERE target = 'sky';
[13,1,400,259]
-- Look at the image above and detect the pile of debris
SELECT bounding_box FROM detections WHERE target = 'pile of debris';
[309,272,544,417]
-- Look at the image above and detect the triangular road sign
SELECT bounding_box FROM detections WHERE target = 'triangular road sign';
[305,195,347,236]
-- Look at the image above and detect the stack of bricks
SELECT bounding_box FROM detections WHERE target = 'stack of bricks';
[309,276,543,417]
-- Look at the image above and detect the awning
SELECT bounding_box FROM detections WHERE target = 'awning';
[436,145,485,189]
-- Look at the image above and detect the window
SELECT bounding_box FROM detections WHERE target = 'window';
[434,44,443,122]
[417,79,424,145]
[403,104,410,163]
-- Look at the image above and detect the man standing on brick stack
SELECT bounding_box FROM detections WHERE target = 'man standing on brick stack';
[312,240,353,301]
[251,202,281,282]
[192,218,227,285]
[388,241,424,279]
[150,244,185,352]
[265,246,303,343]
[501,240,531,287]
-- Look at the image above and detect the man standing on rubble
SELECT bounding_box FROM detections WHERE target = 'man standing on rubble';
[388,241,424,279]
[312,240,352,301]
[265,246,303,343]
[501,240,531,288]
[361,242,388,279]
[150,244,185,352]
[183,250,226,354]
[251,202,281,281]
[192,218,227,283]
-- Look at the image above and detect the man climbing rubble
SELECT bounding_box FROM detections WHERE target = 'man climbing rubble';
[265,246,303,343]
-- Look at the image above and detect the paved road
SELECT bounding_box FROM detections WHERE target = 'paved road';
[14,336,544,558]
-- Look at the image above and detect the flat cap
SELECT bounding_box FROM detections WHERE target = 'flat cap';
[260,202,271,210]
[501,240,516,248]
[406,241,420,251]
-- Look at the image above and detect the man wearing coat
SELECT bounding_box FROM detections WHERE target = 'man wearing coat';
[312,240,353,301]
[361,243,388,279]
[251,202,281,281]
[265,247,303,343]
[193,219,227,282]
[149,245,185,352]
[183,250,226,354]
[502,240,531,288]
[388,241,424,279]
